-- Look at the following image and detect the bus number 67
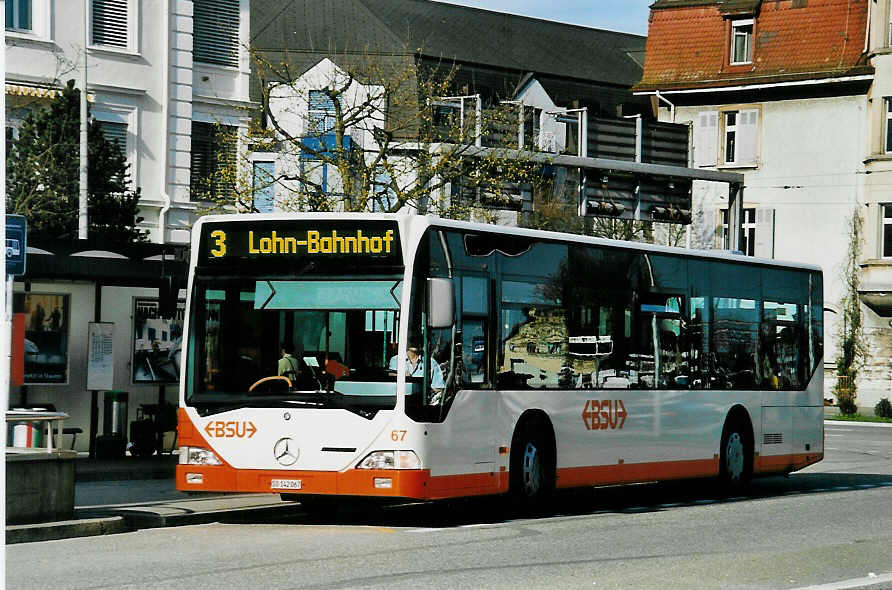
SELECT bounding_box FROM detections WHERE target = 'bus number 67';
[391,430,407,442]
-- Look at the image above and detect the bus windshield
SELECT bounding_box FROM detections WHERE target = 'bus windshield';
[186,276,402,416]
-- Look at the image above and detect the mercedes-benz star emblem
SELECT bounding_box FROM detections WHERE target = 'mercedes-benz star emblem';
[273,437,299,467]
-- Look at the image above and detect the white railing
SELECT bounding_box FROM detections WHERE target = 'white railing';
[6,410,70,453]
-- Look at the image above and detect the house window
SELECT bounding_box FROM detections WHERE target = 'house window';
[885,98,892,153]
[190,122,237,200]
[730,19,753,65]
[193,0,239,67]
[308,90,336,134]
[720,108,759,166]
[724,111,738,163]
[252,161,276,213]
[883,205,892,257]
[6,127,18,158]
[522,106,542,149]
[6,0,31,31]
[91,0,130,49]
[721,208,756,255]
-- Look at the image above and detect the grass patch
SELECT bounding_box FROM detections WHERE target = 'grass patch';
[826,413,892,423]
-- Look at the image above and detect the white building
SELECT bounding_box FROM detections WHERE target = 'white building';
[5,0,253,451]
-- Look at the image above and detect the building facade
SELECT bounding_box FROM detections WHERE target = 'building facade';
[5,0,252,451]
[634,0,892,407]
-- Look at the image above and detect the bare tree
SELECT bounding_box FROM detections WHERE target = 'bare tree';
[196,48,543,220]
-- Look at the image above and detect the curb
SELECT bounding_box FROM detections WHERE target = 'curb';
[824,420,892,429]
[6,516,127,544]
[114,502,301,530]
[6,496,301,544]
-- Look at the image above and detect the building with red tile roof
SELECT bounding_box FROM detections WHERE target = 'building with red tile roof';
[636,0,872,92]
[633,0,892,408]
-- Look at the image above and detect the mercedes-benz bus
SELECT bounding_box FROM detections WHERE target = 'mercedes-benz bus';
[176,213,824,506]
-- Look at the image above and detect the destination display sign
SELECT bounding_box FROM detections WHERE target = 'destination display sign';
[198,220,402,267]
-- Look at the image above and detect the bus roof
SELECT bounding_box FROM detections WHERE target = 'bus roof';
[192,212,821,274]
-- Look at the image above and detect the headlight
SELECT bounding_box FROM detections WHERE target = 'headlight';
[179,446,223,466]
[357,450,421,470]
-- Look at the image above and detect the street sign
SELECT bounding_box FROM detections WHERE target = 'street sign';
[6,214,27,276]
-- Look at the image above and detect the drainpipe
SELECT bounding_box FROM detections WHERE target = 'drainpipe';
[157,0,172,244]
[864,0,871,55]
[654,90,676,123]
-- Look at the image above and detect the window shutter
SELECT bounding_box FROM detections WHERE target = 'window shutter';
[754,207,775,258]
[736,109,759,166]
[694,111,718,167]
[97,120,128,158]
[190,122,236,199]
[193,0,239,67]
[92,0,128,48]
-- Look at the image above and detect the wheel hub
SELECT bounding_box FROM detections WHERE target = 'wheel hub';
[522,441,541,496]
[725,432,745,481]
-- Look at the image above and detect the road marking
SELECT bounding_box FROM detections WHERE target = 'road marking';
[792,572,892,589]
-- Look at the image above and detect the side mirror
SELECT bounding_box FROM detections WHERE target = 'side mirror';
[427,278,455,329]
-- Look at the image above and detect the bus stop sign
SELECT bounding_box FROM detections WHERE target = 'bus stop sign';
[6,214,27,276]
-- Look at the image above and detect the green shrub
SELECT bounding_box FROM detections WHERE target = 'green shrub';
[837,391,858,415]
[875,398,892,419]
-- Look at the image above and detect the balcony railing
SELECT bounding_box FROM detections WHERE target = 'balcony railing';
[431,96,690,168]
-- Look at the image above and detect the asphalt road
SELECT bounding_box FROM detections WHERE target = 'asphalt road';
[8,422,892,590]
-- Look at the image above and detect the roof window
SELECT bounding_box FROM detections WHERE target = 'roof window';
[730,19,754,65]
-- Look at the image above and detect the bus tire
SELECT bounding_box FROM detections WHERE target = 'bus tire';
[509,419,555,510]
[719,416,753,492]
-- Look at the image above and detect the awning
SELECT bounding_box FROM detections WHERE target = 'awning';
[5,83,59,99]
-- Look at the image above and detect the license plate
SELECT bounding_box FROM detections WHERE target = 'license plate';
[270,479,302,490]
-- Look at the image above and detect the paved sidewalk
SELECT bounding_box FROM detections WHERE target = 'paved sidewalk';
[6,453,299,544]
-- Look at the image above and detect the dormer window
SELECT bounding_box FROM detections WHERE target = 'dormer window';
[730,19,754,65]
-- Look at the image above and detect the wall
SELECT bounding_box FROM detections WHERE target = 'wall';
[667,93,866,401]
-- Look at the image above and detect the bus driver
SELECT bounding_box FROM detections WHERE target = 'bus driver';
[389,345,446,391]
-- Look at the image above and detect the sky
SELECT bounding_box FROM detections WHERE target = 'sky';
[434,0,653,36]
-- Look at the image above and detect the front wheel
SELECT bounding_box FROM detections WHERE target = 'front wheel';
[719,422,752,492]
[509,425,554,510]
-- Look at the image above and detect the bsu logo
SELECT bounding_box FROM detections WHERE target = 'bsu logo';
[582,400,627,431]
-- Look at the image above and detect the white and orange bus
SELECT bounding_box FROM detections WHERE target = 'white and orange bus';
[176,213,824,507]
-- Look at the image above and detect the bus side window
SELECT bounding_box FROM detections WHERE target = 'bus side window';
[462,318,488,387]
[461,275,490,389]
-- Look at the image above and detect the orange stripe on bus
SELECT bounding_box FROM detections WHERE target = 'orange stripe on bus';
[556,457,719,488]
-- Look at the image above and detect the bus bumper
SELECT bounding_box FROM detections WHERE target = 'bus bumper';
[176,464,431,499]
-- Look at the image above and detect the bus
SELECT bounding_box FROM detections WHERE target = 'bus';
[176,213,824,507]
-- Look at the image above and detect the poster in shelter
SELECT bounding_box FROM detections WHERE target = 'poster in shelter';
[132,298,184,383]
[17,293,70,384]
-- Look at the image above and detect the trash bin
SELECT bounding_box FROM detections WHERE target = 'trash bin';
[103,391,129,441]
[97,391,128,459]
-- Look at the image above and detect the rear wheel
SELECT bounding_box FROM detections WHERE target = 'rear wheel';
[719,420,752,492]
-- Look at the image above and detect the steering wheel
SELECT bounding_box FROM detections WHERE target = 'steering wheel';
[249,375,292,392]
